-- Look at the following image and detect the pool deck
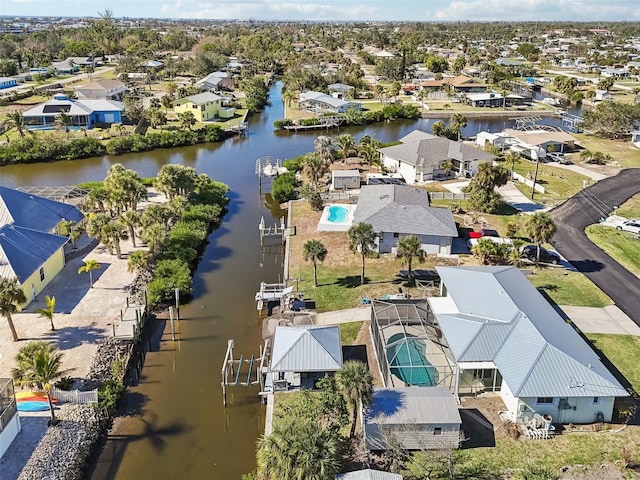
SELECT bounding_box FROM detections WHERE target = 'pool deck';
[317,203,356,232]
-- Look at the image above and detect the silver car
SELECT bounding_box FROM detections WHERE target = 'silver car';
[616,219,640,235]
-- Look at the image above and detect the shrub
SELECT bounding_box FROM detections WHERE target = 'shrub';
[283,155,305,172]
[271,171,298,203]
[54,376,75,390]
[273,119,294,129]
[147,259,193,304]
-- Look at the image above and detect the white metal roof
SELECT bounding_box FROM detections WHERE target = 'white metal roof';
[270,325,342,372]
[366,387,462,425]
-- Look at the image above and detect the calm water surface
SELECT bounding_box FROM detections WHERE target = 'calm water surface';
[0,83,572,479]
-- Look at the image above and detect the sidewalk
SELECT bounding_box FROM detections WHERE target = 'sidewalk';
[549,162,608,182]
[558,305,640,336]
[496,182,546,213]
[315,306,371,325]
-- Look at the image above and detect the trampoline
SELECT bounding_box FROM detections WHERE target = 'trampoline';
[386,333,439,387]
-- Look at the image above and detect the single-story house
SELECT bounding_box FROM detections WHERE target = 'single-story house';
[594,89,612,101]
[21,94,124,130]
[0,77,18,89]
[420,75,486,93]
[52,56,95,74]
[75,79,127,100]
[139,59,164,69]
[379,129,496,181]
[327,83,354,98]
[631,131,640,149]
[428,266,629,424]
[475,131,515,150]
[465,92,504,108]
[503,129,577,154]
[336,469,402,480]
[331,169,361,190]
[0,186,84,306]
[267,325,343,392]
[600,68,629,78]
[299,91,362,114]
[352,184,457,255]
[196,72,234,92]
[173,92,225,122]
[364,387,461,451]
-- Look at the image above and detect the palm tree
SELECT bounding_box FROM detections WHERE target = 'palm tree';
[177,111,196,131]
[128,250,152,275]
[335,360,373,437]
[303,239,328,287]
[161,95,173,114]
[524,212,557,265]
[0,277,27,342]
[348,222,377,285]
[337,134,355,162]
[78,259,101,288]
[450,112,467,141]
[140,223,167,253]
[54,112,73,134]
[12,341,69,425]
[579,149,594,163]
[148,109,167,130]
[304,152,324,191]
[374,84,385,103]
[396,235,426,286]
[4,111,28,137]
[314,135,336,166]
[102,221,126,258]
[120,210,140,247]
[34,295,56,331]
[504,150,521,179]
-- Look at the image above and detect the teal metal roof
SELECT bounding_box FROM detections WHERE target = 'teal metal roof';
[432,266,628,398]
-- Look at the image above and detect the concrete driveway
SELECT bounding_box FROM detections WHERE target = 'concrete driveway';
[551,168,640,327]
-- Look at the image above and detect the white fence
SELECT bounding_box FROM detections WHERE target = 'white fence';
[51,387,98,404]
[428,192,471,200]
[512,172,546,194]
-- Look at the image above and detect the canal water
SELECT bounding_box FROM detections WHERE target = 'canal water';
[0,83,574,479]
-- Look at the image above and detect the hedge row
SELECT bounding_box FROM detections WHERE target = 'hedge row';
[0,125,232,165]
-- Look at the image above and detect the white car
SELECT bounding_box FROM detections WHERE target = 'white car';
[615,219,640,235]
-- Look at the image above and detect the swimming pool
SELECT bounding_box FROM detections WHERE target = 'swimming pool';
[317,204,356,232]
[386,333,439,387]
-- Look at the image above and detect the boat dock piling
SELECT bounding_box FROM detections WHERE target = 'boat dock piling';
[221,339,269,406]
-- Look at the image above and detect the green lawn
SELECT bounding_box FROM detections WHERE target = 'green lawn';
[585,333,640,393]
[616,193,640,219]
[526,268,613,307]
[507,160,591,206]
[339,322,363,345]
[574,133,640,168]
[585,224,640,276]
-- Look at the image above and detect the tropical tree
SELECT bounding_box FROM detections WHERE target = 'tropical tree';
[579,149,594,163]
[303,152,325,191]
[468,162,510,214]
[0,277,27,342]
[337,134,356,162]
[4,111,28,137]
[12,341,69,425]
[524,212,557,265]
[303,239,328,287]
[450,113,467,141]
[396,235,426,286]
[140,223,167,253]
[148,109,167,130]
[54,112,73,134]
[177,111,196,130]
[128,250,152,275]
[335,360,374,437]
[34,295,56,331]
[77,259,101,288]
[348,222,377,285]
[120,210,140,247]
[471,238,510,265]
[314,135,336,166]
[155,164,197,199]
[102,220,127,258]
[374,83,386,103]
[161,94,173,113]
[504,150,521,179]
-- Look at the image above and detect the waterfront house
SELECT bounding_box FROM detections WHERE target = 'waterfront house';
[21,94,124,130]
[0,186,84,306]
[594,89,612,101]
[196,72,233,92]
[173,92,224,122]
[0,77,17,89]
[379,129,496,181]
[352,184,457,255]
[75,79,127,100]
[327,83,354,99]
[428,266,629,424]
[52,56,95,74]
[364,387,461,451]
[420,75,486,94]
[299,91,362,114]
[465,92,504,108]
[267,325,343,392]
[503,129,577,154]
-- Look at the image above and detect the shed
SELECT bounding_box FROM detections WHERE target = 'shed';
[335,469,403,480]
[331,169,361,190]
[364,387,461,451]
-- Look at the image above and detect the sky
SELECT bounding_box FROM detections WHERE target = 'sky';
[2,0,639,22]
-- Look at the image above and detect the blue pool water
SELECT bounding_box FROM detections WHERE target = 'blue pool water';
[387,333,439,387]
[327,205,349,223]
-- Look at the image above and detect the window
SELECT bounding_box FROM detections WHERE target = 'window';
[536,397,553,405]
[592,397,600,404]
[393,232,399,238]
[433,427,442,436]
[39,267,45,282]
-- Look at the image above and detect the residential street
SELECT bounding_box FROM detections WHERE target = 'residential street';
[551,168,640,327]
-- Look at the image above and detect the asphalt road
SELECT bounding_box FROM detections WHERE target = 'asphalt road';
[551,168,640,327]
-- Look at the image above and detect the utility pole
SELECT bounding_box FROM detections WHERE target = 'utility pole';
[531,154,541,200]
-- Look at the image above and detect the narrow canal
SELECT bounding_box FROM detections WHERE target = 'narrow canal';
[0,83,574,479]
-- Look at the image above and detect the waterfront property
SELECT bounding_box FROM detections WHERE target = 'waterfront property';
[420,75,487,93]
[21,94,124,130]
[352,184,457,255]
[0,77,18,89]
[172,91,230,122]
[74,79,127,100]
[0,186,84,306]
[429,266,629,424]
[266,325,343,392]
[379,129,496,181]
[364,387,461,451]
[298,91,362,114]
[503,129,577,155]
[317,204,356,232]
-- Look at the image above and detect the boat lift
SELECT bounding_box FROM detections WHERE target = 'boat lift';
[255,282,293,311]
[259,216,286,246]
[221,339,269,406]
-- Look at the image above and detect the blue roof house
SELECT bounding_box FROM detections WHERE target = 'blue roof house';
[21,94,124,130]
[0,186,84,306]
[0,77,18,90]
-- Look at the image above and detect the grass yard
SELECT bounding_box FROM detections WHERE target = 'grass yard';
[615,193,640,219]
[586,333,640,393]
[585,224,640,277]
[574,133,640,169]
[339,321,363,345]
[526,268,613,307]
[508,160,591,206]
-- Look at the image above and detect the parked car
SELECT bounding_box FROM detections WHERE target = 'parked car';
[468,228,500,239]
[520,245,561,265]
[615,219,640,235]
[546,152,572,165]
